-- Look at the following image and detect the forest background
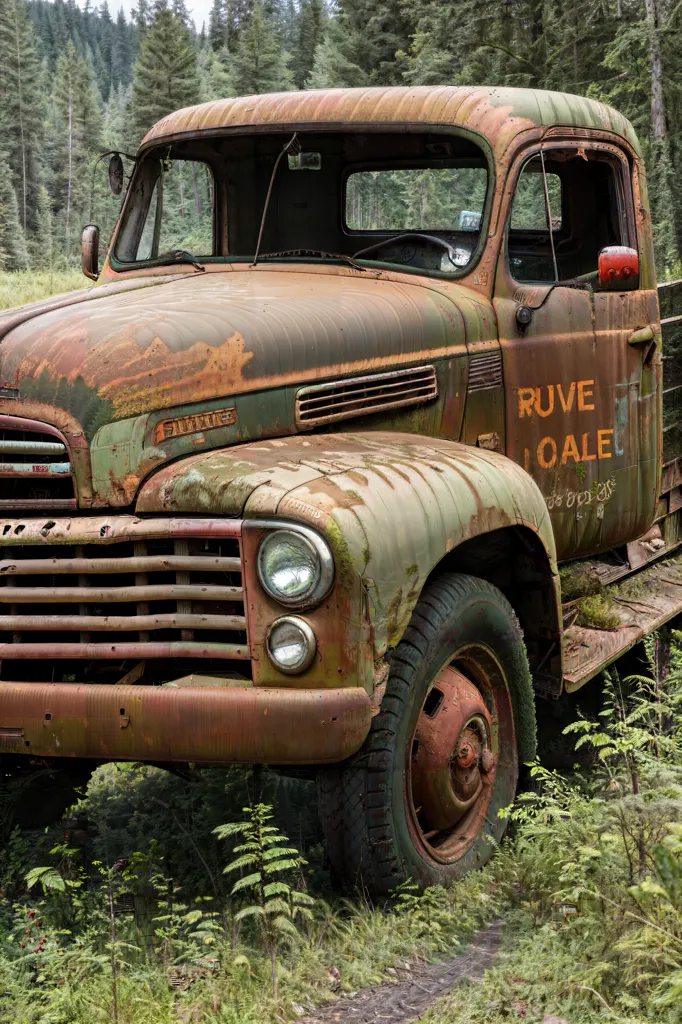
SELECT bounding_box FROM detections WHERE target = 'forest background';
[0,0,682,280]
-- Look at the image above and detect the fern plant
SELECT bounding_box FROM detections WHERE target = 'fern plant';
[214,803,314,1001]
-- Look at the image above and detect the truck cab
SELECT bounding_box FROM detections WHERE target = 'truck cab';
[0,86,676,893]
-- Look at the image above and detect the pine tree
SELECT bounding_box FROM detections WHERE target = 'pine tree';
[110,8,133,87]
[32,183,55,271]
[53,39,102,254]
[0,0,44,235]
[208,0,225,49]
[0,153,29,269]
[291,0,325,88]
[230,0,293,94]
[198,42,235,101]
[130,3,200,143]
[306,16,368,89]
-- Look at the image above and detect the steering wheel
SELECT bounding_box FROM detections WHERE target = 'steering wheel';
[353,232,463,268]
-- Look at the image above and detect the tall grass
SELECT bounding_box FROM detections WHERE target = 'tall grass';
[0,270,90,311]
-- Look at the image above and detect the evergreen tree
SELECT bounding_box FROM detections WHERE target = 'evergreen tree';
[198,42,235,100]
[32,183,55,271]
[291,0,325,88]
[0,153,29,269]
[0,0,44,234]
[230,0,293,94]
[208,0,225,49]
[111,8,134,87]
[130,2,200,143]
[53,40,102,253]
[306,16,368,89]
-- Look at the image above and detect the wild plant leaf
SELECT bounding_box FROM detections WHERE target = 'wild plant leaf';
[230,872,262,894]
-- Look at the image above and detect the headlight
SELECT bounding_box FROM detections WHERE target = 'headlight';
[257,527,333,607]
[266,616,316,674]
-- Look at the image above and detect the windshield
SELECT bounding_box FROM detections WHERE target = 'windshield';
[113,131,490,276]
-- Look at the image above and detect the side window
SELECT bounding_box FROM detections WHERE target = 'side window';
[508,150,630,285]
[133,159,214,261]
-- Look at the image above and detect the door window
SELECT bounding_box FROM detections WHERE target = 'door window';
[129,159,214,262]
[508,149,631,285]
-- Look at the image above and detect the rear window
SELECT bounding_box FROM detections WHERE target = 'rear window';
[345,167,487,233]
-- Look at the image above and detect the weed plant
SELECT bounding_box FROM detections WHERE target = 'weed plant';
[0,270,89,311]
[1,633,681,1023]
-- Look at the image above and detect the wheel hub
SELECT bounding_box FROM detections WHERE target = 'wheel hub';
[411,666,495,833]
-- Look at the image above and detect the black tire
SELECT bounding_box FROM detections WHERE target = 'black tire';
[318,573,536,895]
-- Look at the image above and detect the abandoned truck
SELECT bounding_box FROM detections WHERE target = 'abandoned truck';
[1,84,682,894]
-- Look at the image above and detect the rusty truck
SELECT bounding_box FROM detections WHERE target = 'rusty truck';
[1,85,682,894]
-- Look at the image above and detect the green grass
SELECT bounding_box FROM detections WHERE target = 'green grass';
[0,269,90,311]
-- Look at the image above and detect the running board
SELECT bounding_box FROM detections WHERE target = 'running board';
[563,556,682,691]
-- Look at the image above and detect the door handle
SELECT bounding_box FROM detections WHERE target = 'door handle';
[628,325,654,346]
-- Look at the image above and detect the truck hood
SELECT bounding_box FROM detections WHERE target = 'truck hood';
[0,268,474,436]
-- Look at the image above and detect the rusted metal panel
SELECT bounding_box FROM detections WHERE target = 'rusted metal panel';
[564,556,682,690]
[136,431,558,664]
[0,270,469,425]
[0,682,371,764]
[141,86,639,158]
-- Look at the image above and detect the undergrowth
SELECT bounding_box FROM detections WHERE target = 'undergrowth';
[0,269,89,311]
[1,633,682,1023]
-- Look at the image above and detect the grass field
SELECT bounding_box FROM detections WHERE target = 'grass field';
[0,270,90,311]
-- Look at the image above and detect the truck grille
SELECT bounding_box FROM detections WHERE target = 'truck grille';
[0,518,250,684]
[0,414,76,511]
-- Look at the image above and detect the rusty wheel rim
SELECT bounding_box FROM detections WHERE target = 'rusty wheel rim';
[408,653,499,864]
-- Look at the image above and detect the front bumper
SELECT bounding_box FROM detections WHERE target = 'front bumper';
[0,681,372,765]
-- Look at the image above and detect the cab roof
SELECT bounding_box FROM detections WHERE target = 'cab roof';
[141,85,640,157]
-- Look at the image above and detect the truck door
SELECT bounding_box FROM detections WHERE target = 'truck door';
[493,141,659,561]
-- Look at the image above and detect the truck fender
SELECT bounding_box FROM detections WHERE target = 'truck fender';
[136,430,561,686]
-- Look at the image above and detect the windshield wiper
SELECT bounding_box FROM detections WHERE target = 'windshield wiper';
[256,248,366,272]
[150,249,206,272]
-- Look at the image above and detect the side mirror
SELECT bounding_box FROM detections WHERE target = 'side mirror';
[81,224,100,281]
[108,153,124,195]
[598,245,639,290]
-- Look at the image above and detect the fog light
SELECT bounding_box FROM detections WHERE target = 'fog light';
[266,616,316,674]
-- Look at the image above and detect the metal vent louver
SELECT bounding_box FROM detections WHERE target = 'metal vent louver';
[467,352,503,393]
[295,365,438,429]
[0,415,75,510]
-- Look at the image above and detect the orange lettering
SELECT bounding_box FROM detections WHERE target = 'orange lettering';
[577,380,595,411]
[537,436,557,469]
[597,428,613,458]
[560,434,581,465]
[580,432,596,462]
[518,388,536,418]
[523,447,530,473]
[556,382,576,413]
[536,385,555,418]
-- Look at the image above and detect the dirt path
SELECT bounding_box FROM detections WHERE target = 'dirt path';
[301,920,503,1024]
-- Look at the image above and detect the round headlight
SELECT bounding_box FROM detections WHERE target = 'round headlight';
[257,528,333,607]
[266,616,316,674]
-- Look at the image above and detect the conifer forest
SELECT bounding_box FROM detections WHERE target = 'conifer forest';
[2,2,682,1023]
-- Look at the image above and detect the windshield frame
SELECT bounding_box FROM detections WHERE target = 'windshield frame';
[108,125,495,281]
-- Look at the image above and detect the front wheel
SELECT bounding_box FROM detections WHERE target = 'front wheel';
[318,573,536,895]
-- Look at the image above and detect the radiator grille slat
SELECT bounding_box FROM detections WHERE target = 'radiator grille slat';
[0,416,75,509]
[296,365,438,428]
[0,520,249,684]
